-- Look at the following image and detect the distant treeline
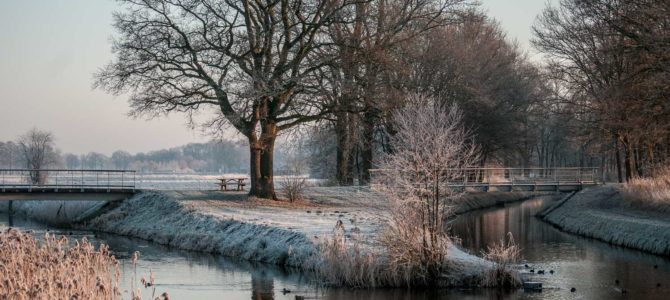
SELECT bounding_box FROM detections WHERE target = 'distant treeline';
[0,139,251,173]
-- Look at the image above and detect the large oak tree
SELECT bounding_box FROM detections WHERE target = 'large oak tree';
[96,0,352,199]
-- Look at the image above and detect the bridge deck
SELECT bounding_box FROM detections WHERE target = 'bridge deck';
[370,167,600,192]
[0,169,136,201]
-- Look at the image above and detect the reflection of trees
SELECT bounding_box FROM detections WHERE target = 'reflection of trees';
[250,270,274,300]
[450,198,560,252]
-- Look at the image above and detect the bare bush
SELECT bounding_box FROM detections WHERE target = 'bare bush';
[279,175,308,202]
[622,167,670,213]
[482,232,521,288]
[375,94,479,284]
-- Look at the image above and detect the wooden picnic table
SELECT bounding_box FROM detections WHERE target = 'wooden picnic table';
[218,178,246,191]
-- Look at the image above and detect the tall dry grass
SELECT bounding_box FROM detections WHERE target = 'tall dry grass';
[481,232,521,288]
[0,228,121,299]
[313,220,487,289]
[312,220,385,287]
[622,168,670,213]
[0,228,168,300]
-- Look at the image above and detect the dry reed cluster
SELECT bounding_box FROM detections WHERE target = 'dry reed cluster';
[312,220,385,287]
[0,228,121,299]
[314,219,511,289]
[622,168,670,213]
[481,232,521,288]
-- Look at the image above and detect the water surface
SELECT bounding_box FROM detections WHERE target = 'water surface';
[2,196,670,299]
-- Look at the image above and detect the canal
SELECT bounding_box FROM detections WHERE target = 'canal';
[2,195,669,299]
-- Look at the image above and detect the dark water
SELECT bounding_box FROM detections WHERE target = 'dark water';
[2,196,670,299]
[450,196,670,300]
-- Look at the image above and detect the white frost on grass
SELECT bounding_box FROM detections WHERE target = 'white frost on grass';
[80,186,497,287]
[85,191,317,267]
[542,185,670,256]
[2,185,525,287]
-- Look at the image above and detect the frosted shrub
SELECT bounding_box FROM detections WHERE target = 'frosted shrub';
[375,94,479,284]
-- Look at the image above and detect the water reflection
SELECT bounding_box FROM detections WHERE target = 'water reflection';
[450,196,670,300]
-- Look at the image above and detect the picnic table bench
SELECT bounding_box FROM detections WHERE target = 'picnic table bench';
[218,178,246,191]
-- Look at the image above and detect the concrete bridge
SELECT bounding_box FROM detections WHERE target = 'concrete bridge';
[0,169,136,201]
[369,167,600,192]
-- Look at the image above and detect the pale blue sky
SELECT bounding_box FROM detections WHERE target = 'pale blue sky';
[0,0,557,155]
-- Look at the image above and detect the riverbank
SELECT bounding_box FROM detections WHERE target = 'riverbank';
[540,185,670,256]
[0,187,546,288]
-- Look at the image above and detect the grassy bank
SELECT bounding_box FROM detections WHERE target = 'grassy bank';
[540,185,670,256]
[1,187,533,288]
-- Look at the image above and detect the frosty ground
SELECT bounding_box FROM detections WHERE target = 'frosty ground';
[0,186,545,288]
[540,184,670,256]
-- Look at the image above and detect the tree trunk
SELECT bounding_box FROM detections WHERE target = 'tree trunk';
[335,111,355,185]
[623,135,633,182]
[614,136,623,183]
[257,122,278,199]
[248,133,262,196]
[359,109,375,185]
[247,121,278,200]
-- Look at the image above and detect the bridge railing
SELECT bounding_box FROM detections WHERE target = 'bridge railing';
[369,167,599,187]
[0,169,136,191]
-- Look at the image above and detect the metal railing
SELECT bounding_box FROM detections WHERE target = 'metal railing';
[369,167,599,186]
[0,169,136,191]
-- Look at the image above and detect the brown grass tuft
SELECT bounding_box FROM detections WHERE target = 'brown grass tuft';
[622,167,670,213]
[482,232,521,288]
[311,220,384,287]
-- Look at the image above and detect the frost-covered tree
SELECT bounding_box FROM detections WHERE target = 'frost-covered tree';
[376,94,478,282]
[17,128,59,184]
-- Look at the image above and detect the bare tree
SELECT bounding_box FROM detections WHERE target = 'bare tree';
[375,94,478,283]
[532,0,670,181]
[111,150,132,170]
[325,0,468,185]
[0,141,20,169]
[17,128,58,184]
[407,12,544,166]
[63,153,80,169]
[95,0,354,199]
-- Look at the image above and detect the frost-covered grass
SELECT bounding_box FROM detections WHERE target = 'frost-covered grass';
[541,185,670,256]
[1,185,537,289]
[0,228,121,299]
[623,169,670,213]
[80,188,501,288]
